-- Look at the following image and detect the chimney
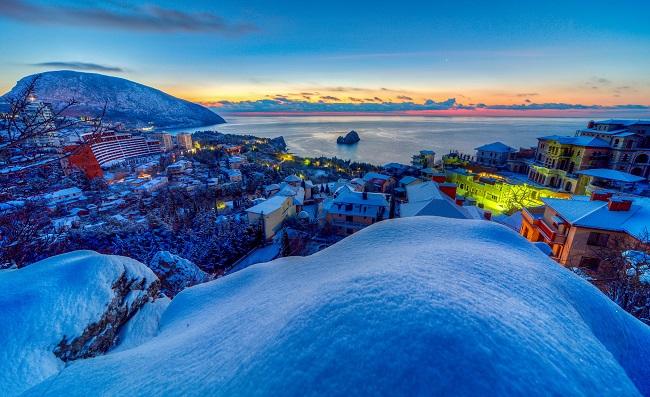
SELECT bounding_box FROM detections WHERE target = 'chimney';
[483,211,492,220]
[362,191,368,200]
[608,197,632,212]
[591,190,613,202]
[439,182,457,200]
[455,196,465,206]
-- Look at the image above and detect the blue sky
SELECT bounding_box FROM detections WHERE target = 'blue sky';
[1,0,649,115]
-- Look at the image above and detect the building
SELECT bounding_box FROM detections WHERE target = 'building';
[411,150,436,169]
[61,144,103,179]
[23,100,61,148]
[151,133,174,151]
[42,187,84,204]
[528,135,611,193]
[226,169,242,183]
[166,160,192,175]
[176,133,193,150]
[399,181,474,219]
[325,189,389,236]
[137,176,168,193]
[520,192,650,271]
[363,172,394,192]
[575,168,646,195]
[447,168,568,214]
[246,195,295,239]
[528,120,650,192]
[229,156,246,169]
[475,142,516,167]
[577,119,650,178]
[82,131,162,168]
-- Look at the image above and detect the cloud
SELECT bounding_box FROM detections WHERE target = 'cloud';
[515,93,539,97]
[319,96,341,101]
[0,0,256,35]
[397,95,413,101]
[29,61,124,73]
[205,97,650,114]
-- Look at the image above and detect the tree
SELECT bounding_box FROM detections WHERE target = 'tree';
[280,229,291,257]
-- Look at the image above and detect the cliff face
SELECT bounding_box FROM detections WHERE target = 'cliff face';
[20,218,650,396]
[3,70,225,128]
[0,251,162,396]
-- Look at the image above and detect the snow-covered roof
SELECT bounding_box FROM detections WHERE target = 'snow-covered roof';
[329,190,389,217]
[538,135,610,148]
[284,174,302,183]
[22,219,650,395]
[226,169,241,177]
[363,172,391,182]
[475,142,515,153]
[542,196,650,236]
[246,195,290,215]
[576,169,646,183]
[399,176,419,185]
[44,187,82,199]
[400,181,468,218]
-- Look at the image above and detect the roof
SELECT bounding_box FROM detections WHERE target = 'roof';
[284,175,302,183]
[542,196,650,237]
[594,119,650,126]
[399,176,419,185]
[246,195,290,215]
[363,172,390,182]
[538,135,610,148]
[576,169,646,183]
[475,142,515,153]
[400,182,468,219]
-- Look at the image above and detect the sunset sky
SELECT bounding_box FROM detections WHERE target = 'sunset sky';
[1,0,650,116]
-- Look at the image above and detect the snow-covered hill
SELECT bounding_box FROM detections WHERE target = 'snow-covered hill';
[0,251,165,396]
[18,218,650,396]
[2,70,225,128]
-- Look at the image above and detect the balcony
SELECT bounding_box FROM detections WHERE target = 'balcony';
[522,207,567,245]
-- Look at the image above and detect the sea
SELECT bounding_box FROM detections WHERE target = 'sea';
[165,115,590,165]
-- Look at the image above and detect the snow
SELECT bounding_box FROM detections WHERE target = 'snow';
[0,250,158,396]
[400,181,468,218]
[246,195,291,215]
[148,251,212,297]
[112,298,170,353]
[542,196,650,236]
[576,168,646,183]
[23,218,650,396]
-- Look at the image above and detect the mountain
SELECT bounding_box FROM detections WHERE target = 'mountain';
[12,218,650,396]
[2,70,225,128]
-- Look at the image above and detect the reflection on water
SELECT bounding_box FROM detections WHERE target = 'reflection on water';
[165,115,589,165]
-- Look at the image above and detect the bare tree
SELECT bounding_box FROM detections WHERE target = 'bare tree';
[0,74,107,169]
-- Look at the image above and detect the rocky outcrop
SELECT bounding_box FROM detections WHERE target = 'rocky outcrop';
[149,251,212,297]
[0,250,163,396]
[54,271,161,362]
[337,130,360,145]
[270,136,287,150]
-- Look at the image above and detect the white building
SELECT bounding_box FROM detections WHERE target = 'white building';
[42,187,84,204]
[475,142,516,167]
[246,195,295,239]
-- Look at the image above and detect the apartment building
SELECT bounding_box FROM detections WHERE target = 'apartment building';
[521,192,649,272]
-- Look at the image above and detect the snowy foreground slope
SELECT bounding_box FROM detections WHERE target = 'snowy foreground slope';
[20,218,650,396]
[0,251,165,396]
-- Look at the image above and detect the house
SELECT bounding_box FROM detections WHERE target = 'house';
[246,195,295,239]
[229,156,246,169]
[325,189,389,236]
[520,192,650,272]
[382,162,410,176]
[399,181,478,219]
[284,174,302,186]
[226,169,242,183]
[575,168,646,194]
[411,150,436,169]
[399,175,421,188]
[475,142,516,167]
[137,176,168,193]
[42,187,84,204]
[362,172,393,192]
[166,160,192,176]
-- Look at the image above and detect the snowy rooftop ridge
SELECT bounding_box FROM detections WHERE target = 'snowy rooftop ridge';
[21,218,650,396]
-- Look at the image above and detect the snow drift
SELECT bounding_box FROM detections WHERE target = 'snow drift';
[0,251,163,396]
[148,251,212,297]
[3,70,225,128]
[17,218,650,395]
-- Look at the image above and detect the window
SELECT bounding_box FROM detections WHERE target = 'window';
[346,215,353,222]
[587,232,609,247]
[579,256,600,271]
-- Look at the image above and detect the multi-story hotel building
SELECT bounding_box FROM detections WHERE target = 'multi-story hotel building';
[81,131,162,168]
[176,133,193,150]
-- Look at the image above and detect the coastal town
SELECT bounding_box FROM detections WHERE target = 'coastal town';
[1,91,649,324]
